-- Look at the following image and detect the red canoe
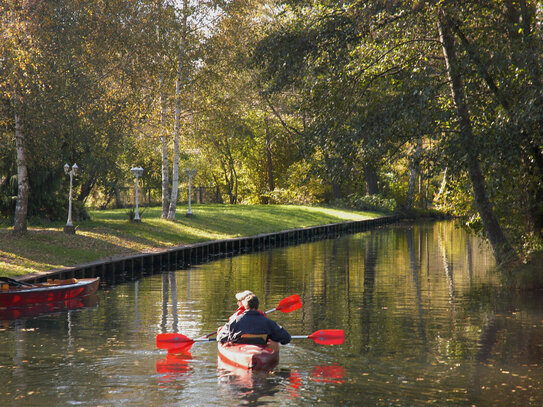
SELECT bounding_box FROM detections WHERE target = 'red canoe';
[0,277,100,308]
[217,341,279,370]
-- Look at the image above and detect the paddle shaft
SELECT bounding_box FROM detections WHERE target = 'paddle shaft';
[188,338,216,343]
[0,277,35,287]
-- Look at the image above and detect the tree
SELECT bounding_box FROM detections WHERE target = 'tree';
[436,5,515,264]
[252,0,532,263]
[1,0,169,225]
[166,0,189,220]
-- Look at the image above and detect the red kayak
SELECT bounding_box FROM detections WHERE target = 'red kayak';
[0,277,100,308]
[217,341,279,370]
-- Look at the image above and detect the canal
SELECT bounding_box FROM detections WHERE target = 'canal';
[1,221,542,406]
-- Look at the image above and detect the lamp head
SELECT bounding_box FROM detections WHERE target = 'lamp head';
[64,163,69,174]
[131,166,143,177]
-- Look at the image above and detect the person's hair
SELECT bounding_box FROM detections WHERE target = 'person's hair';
[242,294,259,310]
[235,290,253,301]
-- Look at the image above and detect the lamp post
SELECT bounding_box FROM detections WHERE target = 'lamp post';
[131,166,144,222]
[64,163,78,234]
[186,168,196,216]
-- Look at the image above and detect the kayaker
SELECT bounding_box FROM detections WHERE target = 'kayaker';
[217,294,291,345]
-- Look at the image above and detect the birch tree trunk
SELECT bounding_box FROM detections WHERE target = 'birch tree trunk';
[167,1,188,221]
[160,78,170,218]
[265,119,274,193]
[435,167,448,203]
[437,7,516,264]
[13,111,29,233]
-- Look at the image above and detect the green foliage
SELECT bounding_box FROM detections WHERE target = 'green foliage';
[0,0,169,221]
[346,193,397,213]
[256,188,316,206]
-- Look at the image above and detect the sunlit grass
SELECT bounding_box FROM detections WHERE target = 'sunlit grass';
[0,204,384,277]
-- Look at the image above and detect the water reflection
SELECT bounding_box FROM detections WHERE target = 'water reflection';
[406,228,427,358]
[215,361,346,404]
[360,231,378,354]
[310,363,346,384]
[217,359,298,405]
[156,352,193,380]
[161,272,179,333]
[0,294,98,322]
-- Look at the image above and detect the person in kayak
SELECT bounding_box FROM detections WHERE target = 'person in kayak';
[217,294,291,345]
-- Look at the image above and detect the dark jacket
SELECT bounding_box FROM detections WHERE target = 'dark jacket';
[217,310,291,345]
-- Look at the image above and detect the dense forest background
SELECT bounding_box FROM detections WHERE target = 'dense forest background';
[1,0,542,265]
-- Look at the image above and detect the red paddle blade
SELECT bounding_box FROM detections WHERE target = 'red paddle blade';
[276,294,302,313]
[308,329,345,345]
[156,333,195,350]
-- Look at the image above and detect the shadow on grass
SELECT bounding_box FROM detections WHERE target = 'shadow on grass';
[0,228,141,274]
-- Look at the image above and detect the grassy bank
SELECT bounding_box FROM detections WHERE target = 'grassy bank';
[0,204,385,277]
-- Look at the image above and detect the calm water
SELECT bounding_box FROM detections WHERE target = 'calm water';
[1,221,542,406]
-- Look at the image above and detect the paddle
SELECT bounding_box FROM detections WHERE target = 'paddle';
[198,294,302,340]
[291,329,345,345]
[264,294,302,314]
[0,277,35,287]
[156,329,345,351]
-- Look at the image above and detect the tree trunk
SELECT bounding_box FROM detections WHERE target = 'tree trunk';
[77,176,96,203]
[167,62,182,221]
[364,165,379,195]
[114,183,123,208]
[265,119,274,193]
[13,111,29,233]
[100,186,114,210]
[331,182,342,200]
[437,7,516,264]
[160,79,170,219]
[233,166,238,204]
[405,137,422,212]
[167,2,188,221]
[435,167,448,203]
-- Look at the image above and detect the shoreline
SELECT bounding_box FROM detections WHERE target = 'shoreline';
[17,215,400,284]
[1,204,390,279]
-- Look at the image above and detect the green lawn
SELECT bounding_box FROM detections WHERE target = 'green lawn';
[0,204,384,277]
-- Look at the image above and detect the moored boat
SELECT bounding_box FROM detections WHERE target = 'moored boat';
[217,340,279,370]
[0,277,100,308]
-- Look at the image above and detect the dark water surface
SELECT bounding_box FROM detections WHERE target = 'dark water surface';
[1,221,542,406]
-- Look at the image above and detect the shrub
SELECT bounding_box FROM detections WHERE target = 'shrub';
[260,188,318,206]
[347,193,397,213]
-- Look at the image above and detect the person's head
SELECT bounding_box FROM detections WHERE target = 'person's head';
[242,294,259,310]
[235,290,253,306]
